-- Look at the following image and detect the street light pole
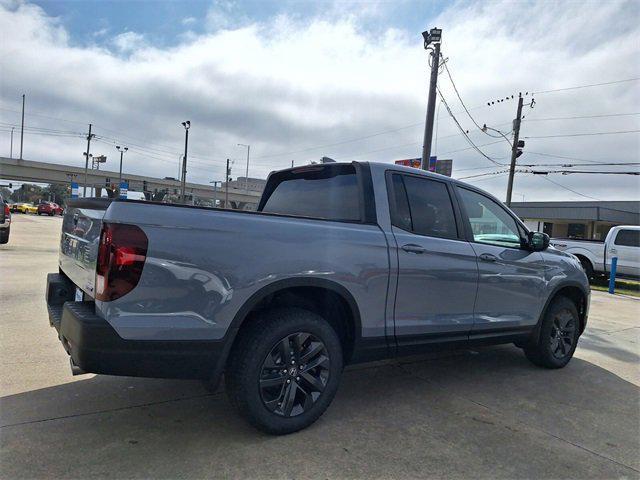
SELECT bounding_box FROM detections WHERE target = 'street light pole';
[225,158,230,208]
[420,28,442,170]
[19,94,25,160]
[237,143,250,192]
[180,121,190,203]
[10,127,14,159]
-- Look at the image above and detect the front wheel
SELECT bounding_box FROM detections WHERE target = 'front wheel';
[524,296,580,368]
[225,308,343,435]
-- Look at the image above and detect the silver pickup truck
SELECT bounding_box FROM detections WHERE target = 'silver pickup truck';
[46,161,589,434]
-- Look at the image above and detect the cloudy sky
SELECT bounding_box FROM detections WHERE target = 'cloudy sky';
[1,0,639,201]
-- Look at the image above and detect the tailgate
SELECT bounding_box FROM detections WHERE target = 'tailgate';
[59,198,113,298]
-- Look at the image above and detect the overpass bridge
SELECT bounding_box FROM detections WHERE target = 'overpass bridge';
[0,157,262,209]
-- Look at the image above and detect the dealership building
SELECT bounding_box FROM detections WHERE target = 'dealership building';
[510,201,640,240]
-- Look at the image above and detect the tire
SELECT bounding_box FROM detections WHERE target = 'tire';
[577,256,593,279]
[225,307,343,435]
[524,296,580,369]
[0,227,9,244]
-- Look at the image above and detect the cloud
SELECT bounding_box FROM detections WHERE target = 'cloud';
[0,0,638,201]
[181,16,197,26]
[111,31,146,53]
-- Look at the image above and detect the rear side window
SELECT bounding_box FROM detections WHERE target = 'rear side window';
[614,229,640,247]
[260,165,360,221]
[391,174,458,239]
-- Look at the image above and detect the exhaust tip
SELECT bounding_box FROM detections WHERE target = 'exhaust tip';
[69,357,86,376]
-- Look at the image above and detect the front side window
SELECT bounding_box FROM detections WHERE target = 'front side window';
[614,229,640,247]
[260,165,360,221]
[458,187,522,248]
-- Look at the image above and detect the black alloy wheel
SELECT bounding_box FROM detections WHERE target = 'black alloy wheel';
[549,309,576,360]
[523,296,580,369]
[259,332,330,417]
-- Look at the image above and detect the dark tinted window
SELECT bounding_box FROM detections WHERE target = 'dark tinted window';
[398,175,458,239]
[261,165,360,221]
[614,229,640,247]
[390,174,412,231]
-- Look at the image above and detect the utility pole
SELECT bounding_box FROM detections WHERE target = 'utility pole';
[82,124,94,197]
[180,121,190,203]
[505,94,524,207]
[420,28,442,170]
[19,94,25,160]
[225,158,230,208]
[10,127,14,158]
[291,160,294,168]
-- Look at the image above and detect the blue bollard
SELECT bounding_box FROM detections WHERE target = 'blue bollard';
[608,257,618,294]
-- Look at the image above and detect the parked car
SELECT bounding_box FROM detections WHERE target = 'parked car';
[550,225,640,279]
[14,202,38,214]
[37,201,64,216]
[46,162,589,434]
[0,193,10,244]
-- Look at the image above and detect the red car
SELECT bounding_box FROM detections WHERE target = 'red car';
[37,202,63,216]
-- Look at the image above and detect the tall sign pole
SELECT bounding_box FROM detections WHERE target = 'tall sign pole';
[505,95,524,207]
[420,28,442,170]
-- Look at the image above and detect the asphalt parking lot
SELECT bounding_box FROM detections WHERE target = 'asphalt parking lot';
[1,214,639,479]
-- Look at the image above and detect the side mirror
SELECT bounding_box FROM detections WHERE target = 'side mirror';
[528,231,550,251]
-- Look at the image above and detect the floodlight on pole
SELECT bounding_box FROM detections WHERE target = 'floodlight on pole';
[116,145,128,188]
[420,27,442,169]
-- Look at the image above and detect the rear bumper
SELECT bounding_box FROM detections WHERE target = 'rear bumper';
[46,273,224,380]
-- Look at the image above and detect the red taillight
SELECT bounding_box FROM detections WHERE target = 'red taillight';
[3,205,8,216]
[95,223,148,302]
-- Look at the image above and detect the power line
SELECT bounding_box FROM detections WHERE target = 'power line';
[524,112,640,122]
[440,58,484,132]
[531,170,639,175]
[532,77,640,95]
[535,175,601,201]
[436,87,503,166]
[525,129,640,139]
[520,162,640,167]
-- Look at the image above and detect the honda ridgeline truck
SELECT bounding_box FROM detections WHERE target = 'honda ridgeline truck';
[46,162,589,434]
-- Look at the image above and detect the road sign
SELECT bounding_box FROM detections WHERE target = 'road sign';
[119,182,128,200]
[71,182,79,199]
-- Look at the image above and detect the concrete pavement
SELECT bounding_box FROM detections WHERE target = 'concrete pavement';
[1,214,639,479]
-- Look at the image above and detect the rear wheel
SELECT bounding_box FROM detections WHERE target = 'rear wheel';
[0,227,9,244]
[524,296,579,368]
[225,308,343,435]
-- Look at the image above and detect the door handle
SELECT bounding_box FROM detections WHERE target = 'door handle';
[402,244,426,254]
[479,253,498,262]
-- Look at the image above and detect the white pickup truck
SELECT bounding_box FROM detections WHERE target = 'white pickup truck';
[550,225,640,279]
